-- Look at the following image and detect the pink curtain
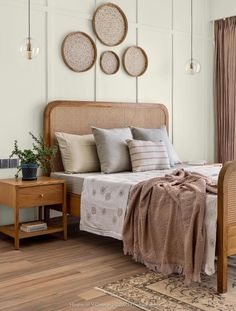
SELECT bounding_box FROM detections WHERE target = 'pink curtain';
[214,17,236,163]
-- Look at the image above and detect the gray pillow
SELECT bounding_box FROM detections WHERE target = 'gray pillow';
[131,126,181,167]
[92,127,132,173]
[161,126,181,165]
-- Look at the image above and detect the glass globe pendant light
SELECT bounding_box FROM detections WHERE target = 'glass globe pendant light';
[185,0,201,75]
[19,0,40,60]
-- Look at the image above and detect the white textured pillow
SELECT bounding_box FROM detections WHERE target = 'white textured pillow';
[55,132,100,173]
[131,126,181,166]
[126,139,170,172]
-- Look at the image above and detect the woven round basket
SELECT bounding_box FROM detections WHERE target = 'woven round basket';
[93,3,128,46]
[100,51,120,75]
[61,32,97,72]
[123,46,148,77]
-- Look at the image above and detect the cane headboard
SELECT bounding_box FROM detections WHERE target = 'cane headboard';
[44,101,169,172]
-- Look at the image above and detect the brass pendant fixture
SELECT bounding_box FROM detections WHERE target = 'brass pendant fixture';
[185,0,201,75]
[19,0,40,60]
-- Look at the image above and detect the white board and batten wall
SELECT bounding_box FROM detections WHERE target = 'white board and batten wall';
[210,0,236,21]
[0,0,213,225]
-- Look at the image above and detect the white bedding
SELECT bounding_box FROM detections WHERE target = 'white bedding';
[51,171,102,195]
[80,165,221,276]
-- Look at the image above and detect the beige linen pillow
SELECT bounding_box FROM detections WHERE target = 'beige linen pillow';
[126,139,170,172]
[55,132,100,173]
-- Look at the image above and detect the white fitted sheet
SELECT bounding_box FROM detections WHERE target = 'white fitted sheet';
[51,164,219,195]
[50,166,186,195]
[51,171,102,195]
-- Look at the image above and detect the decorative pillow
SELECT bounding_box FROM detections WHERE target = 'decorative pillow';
[92,127,132,173]
[55,132,100,173]
[131,126,181,166]
[161,126,181,164]
[126,139,171,172]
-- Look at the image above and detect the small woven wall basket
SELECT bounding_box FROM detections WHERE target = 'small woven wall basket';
[100,51,120,75]
[123,46,148,77]
[61,32,97,72]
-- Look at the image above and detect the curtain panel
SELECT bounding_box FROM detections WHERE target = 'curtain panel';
[214,17,236,163]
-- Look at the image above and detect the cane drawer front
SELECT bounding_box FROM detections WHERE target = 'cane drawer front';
[17,184,64,208]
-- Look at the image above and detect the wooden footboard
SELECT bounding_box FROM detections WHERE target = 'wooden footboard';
[217,160,236,293]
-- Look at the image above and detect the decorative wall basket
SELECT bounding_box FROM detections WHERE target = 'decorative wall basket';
[61,32,97,72]
[123,46,148,77]
[100,51,120,75]
[93,3,128,46]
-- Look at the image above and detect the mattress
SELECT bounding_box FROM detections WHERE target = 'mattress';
[51,166,186,195]
[51,171,102,195]
[51,164,220,195]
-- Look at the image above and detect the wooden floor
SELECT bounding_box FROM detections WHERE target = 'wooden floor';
[0,223,147,311]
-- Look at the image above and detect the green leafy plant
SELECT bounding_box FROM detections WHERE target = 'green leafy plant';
[10,132,58,178]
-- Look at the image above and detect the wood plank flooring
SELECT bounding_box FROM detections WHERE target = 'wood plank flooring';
[0,224,147,311]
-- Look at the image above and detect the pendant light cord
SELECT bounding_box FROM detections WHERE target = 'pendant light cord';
[191,0,193,62]
[28,0,31,40]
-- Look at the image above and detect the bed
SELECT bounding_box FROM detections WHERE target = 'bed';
[44,100,236,293]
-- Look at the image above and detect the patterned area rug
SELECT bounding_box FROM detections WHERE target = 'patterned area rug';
[96,259,236,311]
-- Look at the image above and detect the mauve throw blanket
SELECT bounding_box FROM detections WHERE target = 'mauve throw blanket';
[123,169,217,283]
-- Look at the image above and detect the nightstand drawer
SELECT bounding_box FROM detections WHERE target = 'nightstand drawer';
[17,184,64,208]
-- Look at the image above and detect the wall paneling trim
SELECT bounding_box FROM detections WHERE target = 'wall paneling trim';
[0,0,213,225]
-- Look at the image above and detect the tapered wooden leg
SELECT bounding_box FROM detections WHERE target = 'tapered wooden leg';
[14,207,20,250]
[62,202,67,241]
[63,183,67,240]
[38,206,43,221]
[217,252,227,293]
[44,206,50,221]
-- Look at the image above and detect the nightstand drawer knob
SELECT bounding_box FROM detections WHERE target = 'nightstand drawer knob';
[40,194,44,198]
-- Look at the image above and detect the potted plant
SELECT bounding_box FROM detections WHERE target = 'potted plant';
[10,132,57,180]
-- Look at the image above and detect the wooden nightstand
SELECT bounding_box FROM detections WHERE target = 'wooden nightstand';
[0,177,67,249]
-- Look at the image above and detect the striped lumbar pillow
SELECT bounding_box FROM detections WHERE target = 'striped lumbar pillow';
[126,139,170,172]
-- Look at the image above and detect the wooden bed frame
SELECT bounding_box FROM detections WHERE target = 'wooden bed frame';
[44,100,236,294]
